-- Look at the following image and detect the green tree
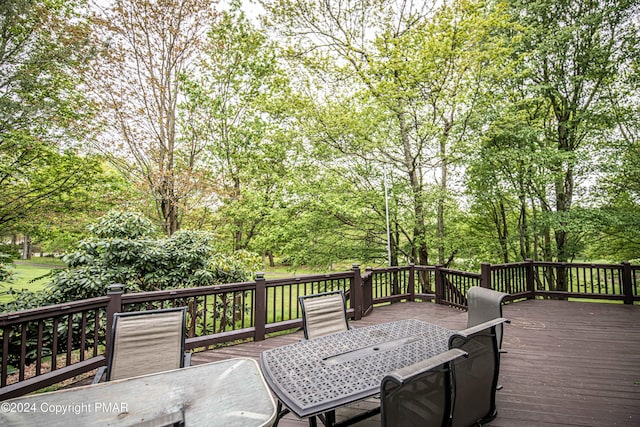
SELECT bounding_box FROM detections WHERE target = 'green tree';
[261,0,513,273]
[181,3,300,254]
[510,0,639,266]
[0,0,93,230]
[0,0,126,265]
[90,0,216,236]
[585,49,640,262]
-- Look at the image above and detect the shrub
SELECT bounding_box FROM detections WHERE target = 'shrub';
[0,244,19,283]
[1,211,262,307]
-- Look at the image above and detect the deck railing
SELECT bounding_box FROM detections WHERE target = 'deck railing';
[0,268,360,400]
[1,260,638,399]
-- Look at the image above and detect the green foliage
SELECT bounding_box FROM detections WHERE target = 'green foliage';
[0,212,262,310]
[0,253,14,283]
[0,0,131,257]
[0,289,53,313]
[88,211,157,239]
[0,245,20,283]
[181,3,301,255]
[1,0,638,278]
[0,0,95,232]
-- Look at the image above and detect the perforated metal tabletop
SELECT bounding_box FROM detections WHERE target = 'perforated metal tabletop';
[260,319,454,419]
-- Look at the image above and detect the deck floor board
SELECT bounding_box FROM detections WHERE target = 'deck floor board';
[190,299,640,426]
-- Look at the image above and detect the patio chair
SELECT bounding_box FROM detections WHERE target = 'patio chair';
[466,286,510,351]
[93,307,191,383]
[381,348,468,427]
[448,317,509,427]
[298,290,350,340]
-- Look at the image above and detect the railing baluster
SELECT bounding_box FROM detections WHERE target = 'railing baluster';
[80,312,87,362]
[1,326,8,387]
[19,324,26,381]
[213,293,219,333]
[66,314,73,367]
[51,317,58,373]
[37,321,43,375]
[93,310,99,358]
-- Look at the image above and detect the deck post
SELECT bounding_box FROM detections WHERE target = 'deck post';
[480,263,491,289]
[254,272,267,341]
[622,262,633,305]
[362,267,373,316]
[434,265,443,304]
[352,264,363,320]
[407,263,415,301]
[526,259,536,299]
[105,284,124,356]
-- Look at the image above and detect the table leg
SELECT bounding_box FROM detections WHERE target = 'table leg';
[317,410,336,426]
[273,400,291,427]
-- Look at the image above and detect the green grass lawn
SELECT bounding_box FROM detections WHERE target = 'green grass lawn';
[0,261,60,303]
[0,259,347,305]
[261,260,364,279]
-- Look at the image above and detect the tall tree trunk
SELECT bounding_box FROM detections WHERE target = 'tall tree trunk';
[396,108,430,293]
[499,201,509,263]
[397,110,429,268]
[21,235,31,260]
[490,200,509,263]
[233,177,243,250]
[553,115,575,291]
[437,136,447,265]
[391,222,399,267]
[518,196,528,260]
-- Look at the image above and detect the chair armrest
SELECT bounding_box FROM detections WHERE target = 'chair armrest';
[455,317,509,338]
[384,348,468,386]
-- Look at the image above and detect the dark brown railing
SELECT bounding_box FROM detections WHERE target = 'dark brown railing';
[1,261,638,399]
[0,267,360,400]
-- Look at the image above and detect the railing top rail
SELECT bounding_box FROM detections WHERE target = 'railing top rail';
[412,265,436,271]
[120,281,257,304]
[488,261,531,270]
[439,268,481,279]
[530,261,624,269]
[263,271,355,287]
[0,296,110,326]
[364,266,413,273]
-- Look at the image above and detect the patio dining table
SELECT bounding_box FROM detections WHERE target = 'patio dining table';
[260,319,455,426]
[0,357,276,427]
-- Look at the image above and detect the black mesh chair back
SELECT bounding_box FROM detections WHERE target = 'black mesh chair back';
[381,349,468,427]
[466,286,509,349]
[449,318,508,427]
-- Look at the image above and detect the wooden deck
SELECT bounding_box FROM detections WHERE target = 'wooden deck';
[191,300,640,426]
